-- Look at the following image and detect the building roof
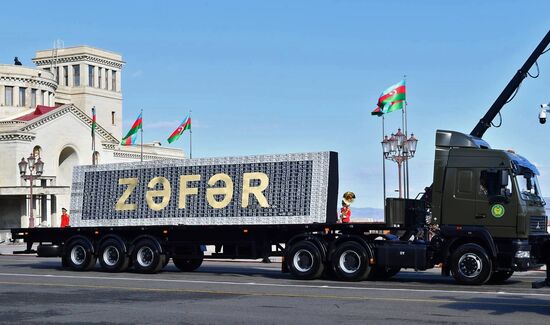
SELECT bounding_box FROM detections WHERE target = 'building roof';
[14,105,59,122]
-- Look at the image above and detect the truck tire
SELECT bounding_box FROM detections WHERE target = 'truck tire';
[331,241,371,281]
[451,243,493,285]
[488,271,514,284]
[287,240,325,280]
[64,238,96,271]
[368,266,401,280]
[173,255,204,272]
[98,238,130,272]
[132,239,165,274]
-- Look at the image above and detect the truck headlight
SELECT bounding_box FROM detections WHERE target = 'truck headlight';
[515,250,531,258]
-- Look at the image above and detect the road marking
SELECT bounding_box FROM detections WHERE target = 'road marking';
[0,280,549,307]
[0,272,548,298]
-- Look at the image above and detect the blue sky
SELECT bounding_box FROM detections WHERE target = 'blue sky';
[2,1,550,208]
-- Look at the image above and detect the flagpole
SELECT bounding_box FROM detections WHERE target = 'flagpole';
[140,108,144,163]
[382,115,387,208]
[403,75,410,199]
[189,110,193,159]
[91,106,96,166]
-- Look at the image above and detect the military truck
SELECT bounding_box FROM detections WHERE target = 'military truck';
[11,30,550,287]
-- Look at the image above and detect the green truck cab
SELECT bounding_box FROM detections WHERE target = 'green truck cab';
[429,130,548,283]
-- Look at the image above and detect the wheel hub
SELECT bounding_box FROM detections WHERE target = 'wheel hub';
[339,250,360,274]
[293,249,314,273]
[103,246,120,266]
[137,246,154,267]
[458,253,482,278]
[70,245,86,265]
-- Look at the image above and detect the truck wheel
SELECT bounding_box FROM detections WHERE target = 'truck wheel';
[331,241,371,281]
[132,239,165,274]
[451,243,492,285]
[65,239,96,271]
[488,271,514,284]
[286,240,325,280]
[368,266,401,280]
[98,238,129,272]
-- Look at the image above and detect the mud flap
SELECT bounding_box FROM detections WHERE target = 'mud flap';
[532,264,550,289]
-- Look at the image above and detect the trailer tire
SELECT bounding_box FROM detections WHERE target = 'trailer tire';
[132,239,165,274]
[488,271,514,284]
[331,241,371,281]
[451,243,492,285]
[287,240,325,280]
[65,239,96,271]
[98,238,129,272]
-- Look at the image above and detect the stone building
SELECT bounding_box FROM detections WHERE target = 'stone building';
[0,46,184,230]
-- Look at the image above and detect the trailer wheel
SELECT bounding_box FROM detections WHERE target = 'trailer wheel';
[331,241,371,281]
[98,238,129,272]
[488,271,514,284]
[132,239,165,274]
[287,240,325,280]
[65,239,96,271]
[451,243,492,285]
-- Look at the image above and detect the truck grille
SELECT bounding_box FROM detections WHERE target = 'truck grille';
[530,216,548,234]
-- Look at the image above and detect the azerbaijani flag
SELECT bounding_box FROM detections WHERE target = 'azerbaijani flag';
[121,113,142,146]
[167,115,191,144]
[91,106,97,136]
[371,80,406,116]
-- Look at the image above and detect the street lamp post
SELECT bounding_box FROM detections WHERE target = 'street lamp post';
[18,154,44,228]
[381,129,418,199]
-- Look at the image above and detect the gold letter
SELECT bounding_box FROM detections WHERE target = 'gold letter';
[206,173,234,209]
[242,172,270,208]
[146,177,171,211]
[178,175,201,208]
[115,178,138,211]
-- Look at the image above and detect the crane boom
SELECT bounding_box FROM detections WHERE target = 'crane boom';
[470,29,550,138]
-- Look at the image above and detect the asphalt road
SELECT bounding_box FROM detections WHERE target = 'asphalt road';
[0,255,549,324]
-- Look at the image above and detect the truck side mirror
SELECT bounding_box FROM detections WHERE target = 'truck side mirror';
[498,170,509,188]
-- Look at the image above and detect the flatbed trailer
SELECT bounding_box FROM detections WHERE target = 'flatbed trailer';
[9,29,550,287]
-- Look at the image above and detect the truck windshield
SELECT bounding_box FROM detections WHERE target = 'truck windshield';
[516,173,545,203]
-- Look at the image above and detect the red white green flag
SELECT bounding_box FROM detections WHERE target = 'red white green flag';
[371,80,406,116]
[91,106,97,136]
[167,115,191,144]
[121,113,142,146]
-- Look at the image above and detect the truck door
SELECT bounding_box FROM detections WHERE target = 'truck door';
[442,168,476,225]
[474,169,517,235]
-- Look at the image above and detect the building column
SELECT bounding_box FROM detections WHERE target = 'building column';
[0,86,4,106]
[94,66,99,88]
[49,92,54,106]
[20,195,28,228]
[13,87,20,107]
[106,69,112,91]
[81,63,88,88]
[40,194,47,224]
[50,195,57,227]
[115,70,121,92]
[68,65,74,86]
[38,90,43,106]
[26,87,31,108]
